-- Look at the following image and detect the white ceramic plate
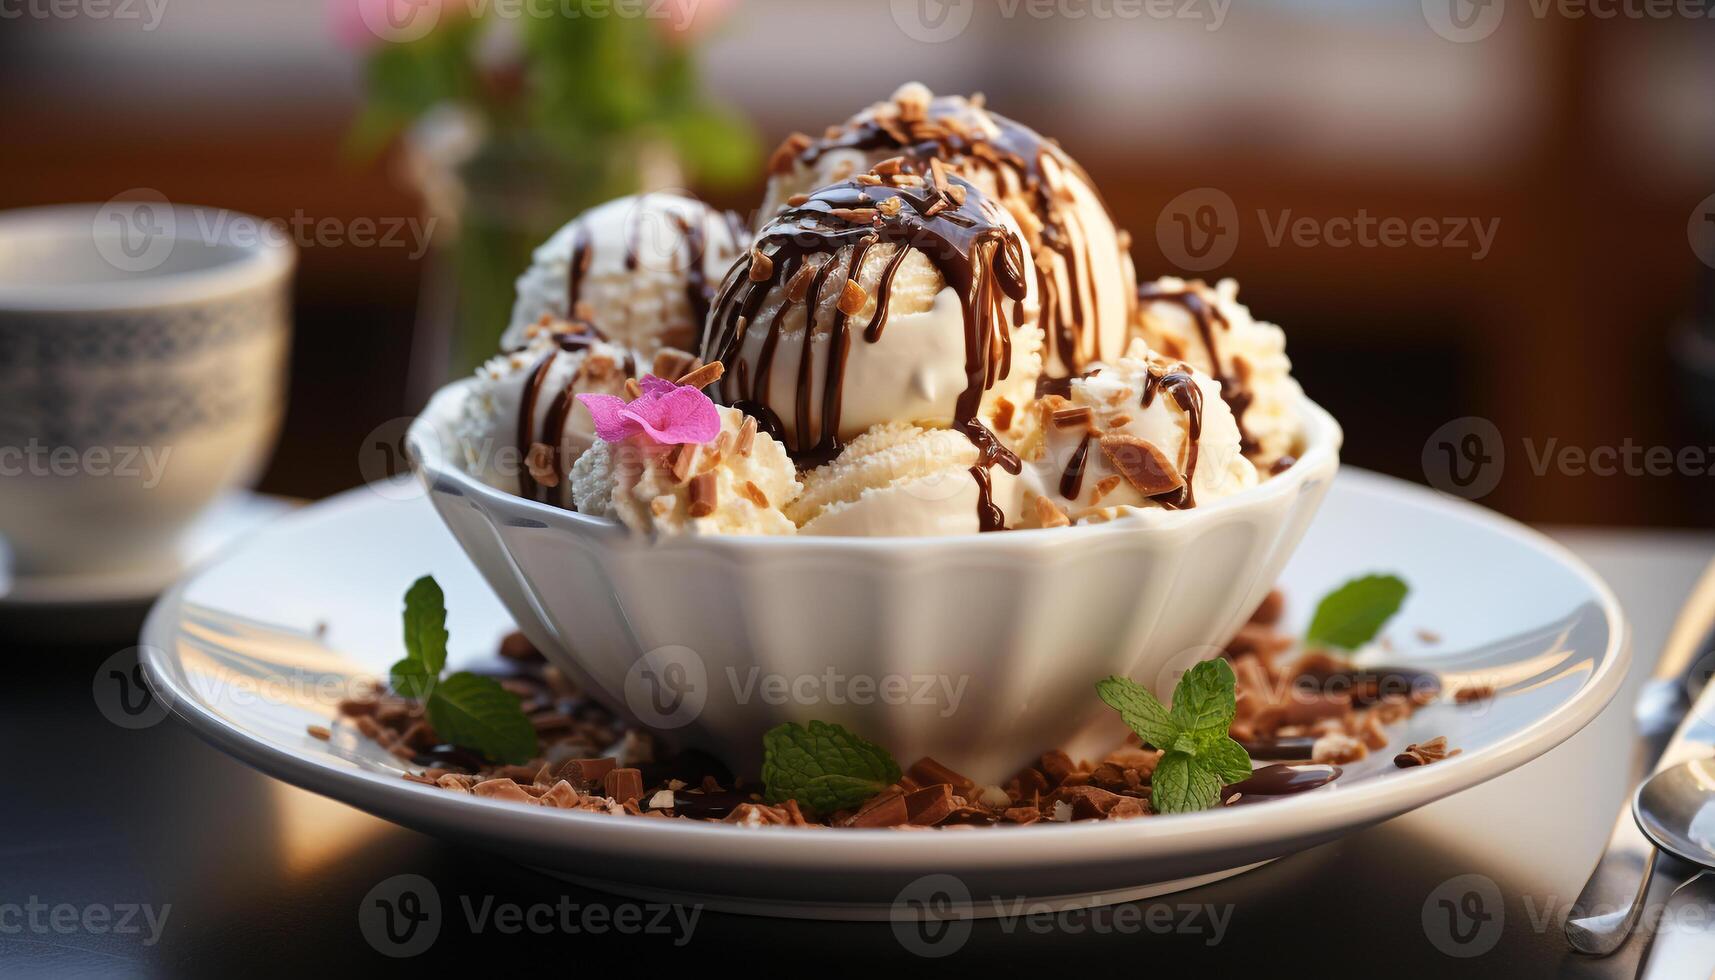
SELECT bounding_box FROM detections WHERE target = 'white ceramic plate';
[140,470,1627,919]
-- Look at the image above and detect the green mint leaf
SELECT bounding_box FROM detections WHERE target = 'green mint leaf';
[1096,676,1179,749]
[1150,751,1223,814]
[762,721,901,818]
[1168,658,1239,736]
[403,575,449,676]
[1200,735,1257,786]
[426,672,537,765]
[389,657,437,701]
[1305,574,1409,650]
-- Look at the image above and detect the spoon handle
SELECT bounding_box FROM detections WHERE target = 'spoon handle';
[1638,871,1715,980]
[1567,560,1715,956]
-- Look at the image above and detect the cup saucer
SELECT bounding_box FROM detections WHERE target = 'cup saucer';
[1,491,295,640]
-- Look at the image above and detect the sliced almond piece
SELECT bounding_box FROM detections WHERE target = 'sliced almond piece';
[1099,435,1185,496]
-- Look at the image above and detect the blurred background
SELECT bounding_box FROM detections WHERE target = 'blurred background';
[4,0,1714,527]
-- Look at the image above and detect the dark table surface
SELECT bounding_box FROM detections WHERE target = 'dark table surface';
[3,528,1712,979]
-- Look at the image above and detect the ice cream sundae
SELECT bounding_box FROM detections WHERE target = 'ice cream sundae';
[451,83,1313,537]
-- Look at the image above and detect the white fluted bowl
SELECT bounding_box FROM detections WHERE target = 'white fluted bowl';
[408,379,1341,783]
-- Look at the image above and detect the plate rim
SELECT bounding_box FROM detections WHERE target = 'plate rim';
[139,468,1629,868]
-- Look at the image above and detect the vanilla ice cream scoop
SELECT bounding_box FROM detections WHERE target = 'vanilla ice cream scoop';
[703,167,1042,530]
[1132,277,1305,472]
[787,423,1025,536]
[1020,340,1257,525]
[505,193,746,356]
[569,406,801,536]
[455,323,634,505]
[761,82,1135,377]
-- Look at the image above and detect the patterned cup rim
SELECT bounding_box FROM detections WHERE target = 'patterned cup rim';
[0,203,295,314]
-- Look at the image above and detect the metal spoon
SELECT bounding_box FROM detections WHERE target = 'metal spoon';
[1632,759,1715,978]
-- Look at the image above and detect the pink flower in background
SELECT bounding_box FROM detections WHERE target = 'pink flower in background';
[656,0,735,43]
[332,0,448,50]
[578,377,721,446]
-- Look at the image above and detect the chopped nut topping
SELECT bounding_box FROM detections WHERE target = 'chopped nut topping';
[748,248,773,282]
[624,378,642,400]
[739,480,769,509]
[736,416,758,456]
[526,442,559,488]
[1100,435,1185,496]
[1089,475,1122,505]
[651,349,699,382]
[668,444,696,484]
[838,278,868,316]
[872,156,905,177]
[877,196,903,218]
[992,396,1016,432]
[767,132,812,175]
[1034,495,1071,529]
[1395,736,1459,768]
[306,724,331,741]
[1108,414,1133,428]
[675,360,725,390]
[829,207,878,224]
[787,193,810,207]
[688,472,718,518]
[929,157,952,197]
[1454,684,1494,704]
[785,261,816,302]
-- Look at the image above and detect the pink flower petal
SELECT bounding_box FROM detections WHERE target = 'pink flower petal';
[576,377,721,447]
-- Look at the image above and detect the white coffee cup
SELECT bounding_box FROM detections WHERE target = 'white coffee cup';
[0,199,294,575]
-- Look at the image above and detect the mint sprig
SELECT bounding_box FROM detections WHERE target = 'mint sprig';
[388,575,537,765]
[1304,574,1409,650]
[761,721,902,817]
[1097,659,1254,814]
[425,673,538,766]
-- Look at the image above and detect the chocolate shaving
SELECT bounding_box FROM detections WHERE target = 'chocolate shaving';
[688,472,718,517]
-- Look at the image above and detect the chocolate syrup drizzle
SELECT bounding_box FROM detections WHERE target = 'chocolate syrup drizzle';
[702,172,1029,530]
[511,333,636,510]
[793,95,1128,376]
[562,201,741,347]
[1135,282,1255,455]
